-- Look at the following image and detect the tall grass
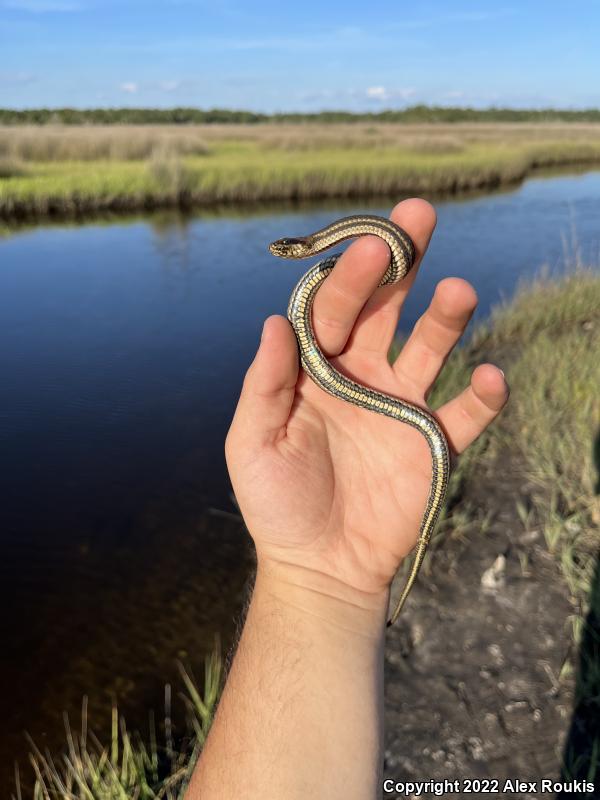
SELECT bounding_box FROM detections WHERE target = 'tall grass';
[2,123,600,219]
[448,268,600,616]
[2,122,600,161]
[0,126,211,162]
[0,157,27,179]
[488,269,600,608]
[14,652,222,800]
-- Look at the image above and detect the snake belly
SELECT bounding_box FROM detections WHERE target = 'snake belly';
[269,215,450,627]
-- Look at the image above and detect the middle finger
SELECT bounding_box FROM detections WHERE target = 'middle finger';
[311,234,390,357]
[392,277,478,397]
[312,198,437,358]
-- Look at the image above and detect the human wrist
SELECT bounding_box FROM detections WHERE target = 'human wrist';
[254,555,390,639]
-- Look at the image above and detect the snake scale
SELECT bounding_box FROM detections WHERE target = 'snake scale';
[269,214,450,627]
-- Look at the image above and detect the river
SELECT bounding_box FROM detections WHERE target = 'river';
[1,169,599,789]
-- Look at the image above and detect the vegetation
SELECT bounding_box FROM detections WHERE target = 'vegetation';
[14,653,222,800]
[2,122,600,219]
[429,267,600,620]
[3,105,600,125]
[482,270,600,783]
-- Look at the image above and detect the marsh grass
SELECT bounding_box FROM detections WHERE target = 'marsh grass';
[148,147,194,198]
[2,122,600,160]
[2,123,600,219]
[14,653,222,800]
[498,282,600,608]
[0,126,211,162]
[447,268,600,616]
[0,156,27,179]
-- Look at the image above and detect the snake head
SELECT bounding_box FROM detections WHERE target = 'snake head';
[268,236,310,259]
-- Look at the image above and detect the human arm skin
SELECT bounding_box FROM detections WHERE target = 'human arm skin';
[186,199,509,800]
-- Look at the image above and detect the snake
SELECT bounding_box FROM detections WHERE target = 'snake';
[268,214,450,627]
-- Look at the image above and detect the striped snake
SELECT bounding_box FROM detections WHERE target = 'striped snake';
[269,214,450,627]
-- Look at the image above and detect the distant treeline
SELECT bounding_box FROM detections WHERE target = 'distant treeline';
[2,105,600,125]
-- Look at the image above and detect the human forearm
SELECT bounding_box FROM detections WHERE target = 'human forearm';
[187,557,388,800]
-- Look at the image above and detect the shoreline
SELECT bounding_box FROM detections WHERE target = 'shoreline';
[2,154,599,224]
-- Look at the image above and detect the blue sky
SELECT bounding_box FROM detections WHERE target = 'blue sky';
[1,0,599,111]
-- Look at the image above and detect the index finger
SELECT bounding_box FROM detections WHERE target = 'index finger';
[311,199,437,358]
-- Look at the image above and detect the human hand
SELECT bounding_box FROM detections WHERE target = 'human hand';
[226,199,509,611]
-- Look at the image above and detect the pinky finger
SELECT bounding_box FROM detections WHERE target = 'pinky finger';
[435,364,509,454]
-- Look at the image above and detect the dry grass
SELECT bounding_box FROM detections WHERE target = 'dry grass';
[2,122,600,161]
[0,156,28,178]
[0,125,211,162]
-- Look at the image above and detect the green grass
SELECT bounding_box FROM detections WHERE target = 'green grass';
[14,653,222,800]
[2,124,600,218]
[420,267,600,615]
[477,268,600,611]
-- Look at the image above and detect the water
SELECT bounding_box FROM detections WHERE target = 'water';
[1,170,599,788]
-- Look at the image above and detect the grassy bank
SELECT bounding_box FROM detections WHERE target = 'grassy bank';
[14,269,600,797]
[431,267,600,622]
[2,123,600,219]
[429,267,600,782]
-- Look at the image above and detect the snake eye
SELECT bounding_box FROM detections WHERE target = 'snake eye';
[268,235,309,259]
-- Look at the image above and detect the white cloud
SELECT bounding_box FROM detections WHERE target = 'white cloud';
[366,86,388,101]
[3,0,82,11]
[365,86,416,102]
[120,82,138,94]
[299,86,418,106]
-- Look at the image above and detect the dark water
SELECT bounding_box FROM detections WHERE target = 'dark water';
[1,170,599,787]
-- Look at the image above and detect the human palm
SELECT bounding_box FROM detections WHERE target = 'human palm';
[226,199,508,598]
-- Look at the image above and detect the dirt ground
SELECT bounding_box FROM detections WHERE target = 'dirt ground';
[382,451,587,799]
